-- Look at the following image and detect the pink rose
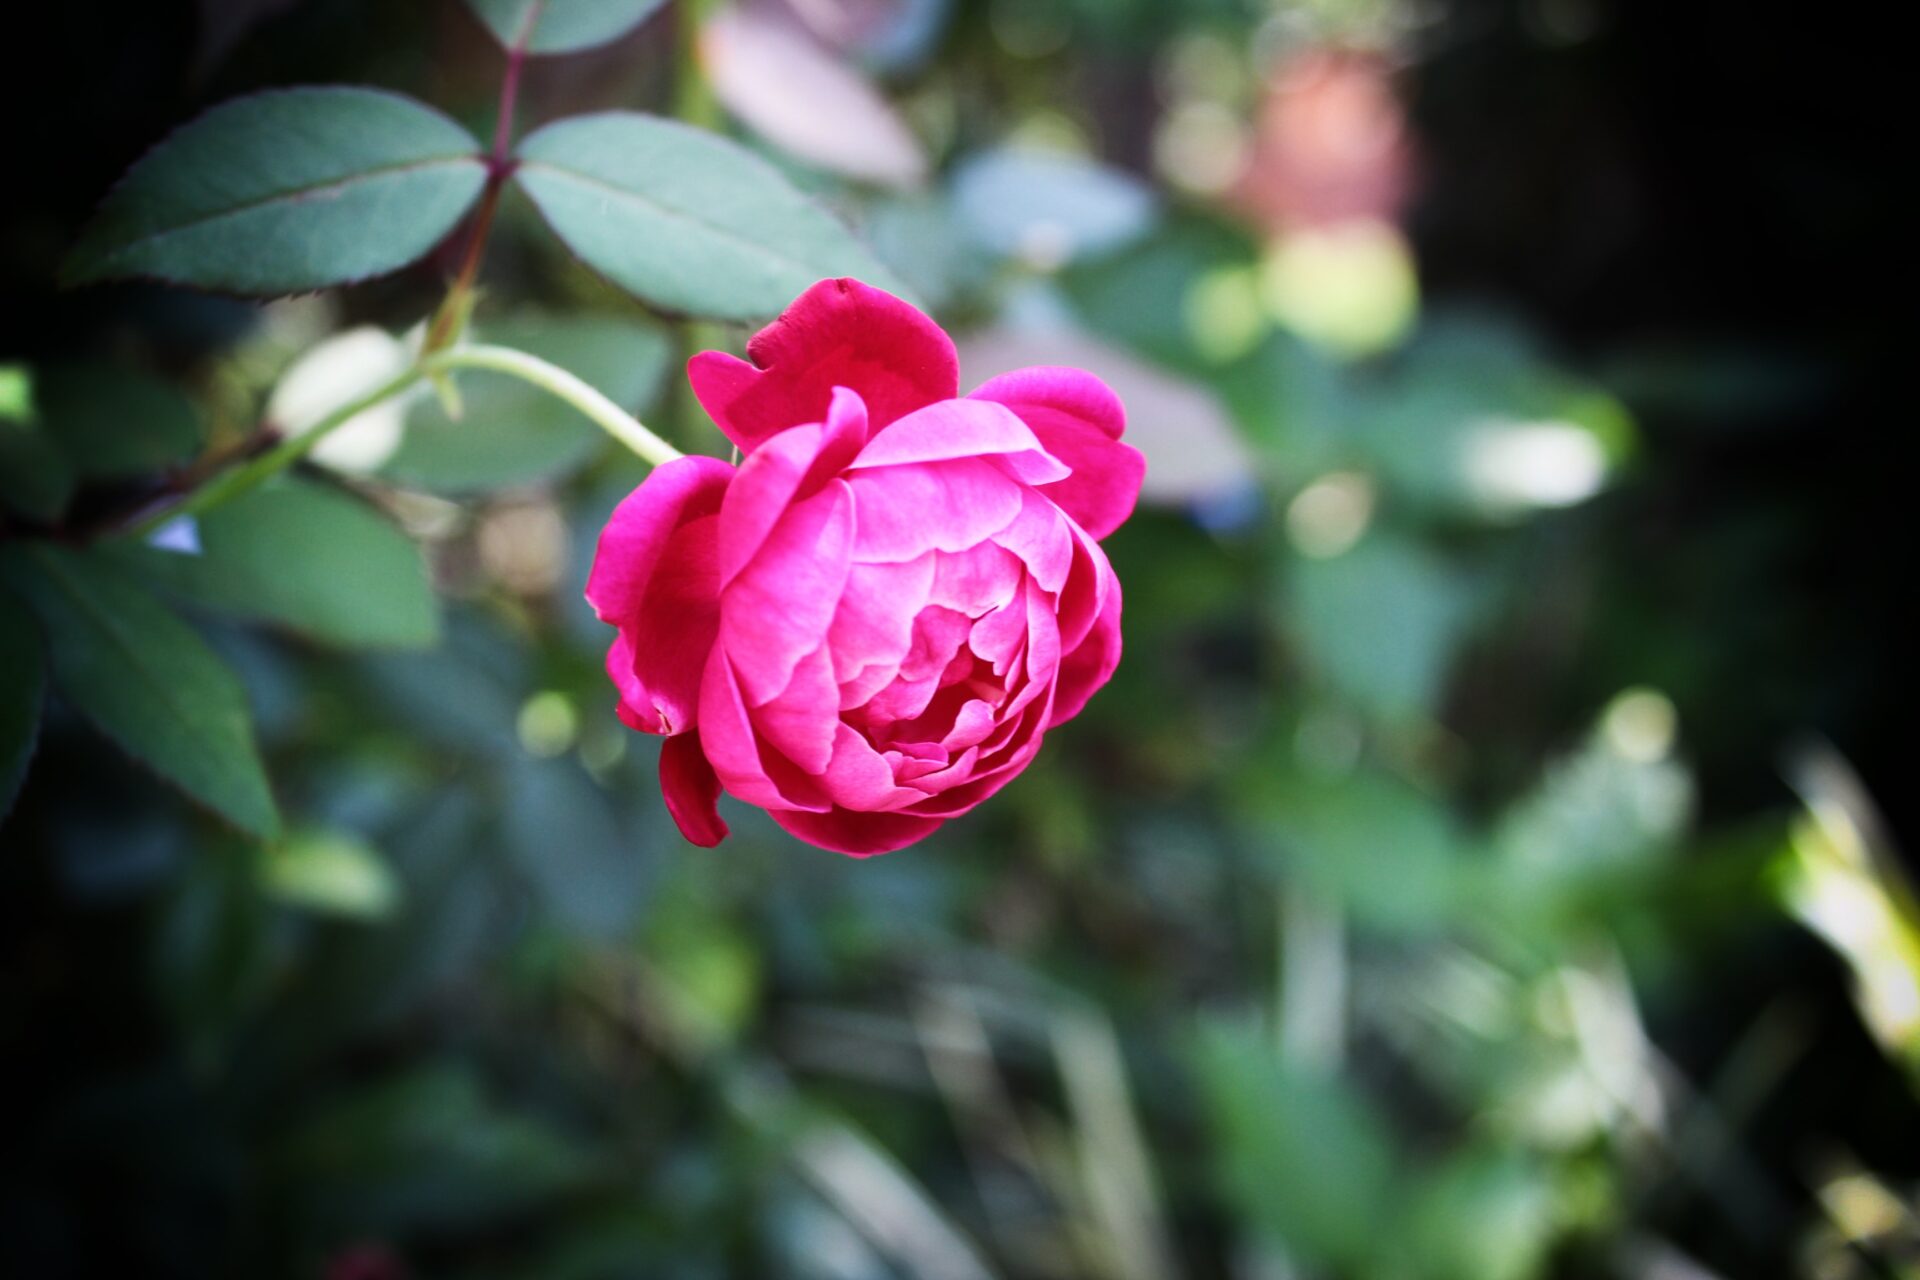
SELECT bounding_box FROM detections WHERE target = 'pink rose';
[586,279,1144,856]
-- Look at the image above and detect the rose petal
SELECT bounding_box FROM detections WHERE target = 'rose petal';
[660,733,729,846]
[587,456,735,735]
[698,650,832,813]
[847,458,1025,563]
[753,643,841,775]
[852,397,1070,487]
[970,366,1144,539]
[1049,572,1123,727]
[718,389,867,589]
[770,805,948,857]
[818,723,934,811]
[722,479,855,705]
[688,278,958,454]
[990,488,1073,595]
[929,543,1024,617]
[587,454,734,624]
[1054,521,1113,655]
[829,553,936,690]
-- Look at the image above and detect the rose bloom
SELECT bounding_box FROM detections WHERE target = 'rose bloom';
[586,279,1144,855]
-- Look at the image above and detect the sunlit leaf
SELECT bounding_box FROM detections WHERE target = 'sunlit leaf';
[1,592,45,819]
[258,829,402,921]
[513,112,905,320]
[465,0,665,54]
[0,546,279,839]
[118,479,438,649]
[64,88,487,295]
[383,314,670,492]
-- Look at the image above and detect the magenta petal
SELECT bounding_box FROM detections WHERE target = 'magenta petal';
[970,366,1145,540]
[586,454,733,624]
[1054,522,1113,655]
[661,733,729,847]
[722,479,855,705]
[830,554,936,689]
[929,543,1023,617]
[991,488,1074,595]
[1049,573,1123,727]
[587,456,735,735]
[819,723,928,811]
[698,650,831,813]
[716,392,862,590]
[852,398,1069,486]
[687,278,958,455]
[753,644,841,776]
[847,458,1025,563]
[770,805,947,857]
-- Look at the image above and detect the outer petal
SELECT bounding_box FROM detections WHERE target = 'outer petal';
[969,366,1144,540]
[586,455,735,735]
[688,279,958,454]
[660,733,728,846]
[1049,573,1123,727]
[770,805,948,858]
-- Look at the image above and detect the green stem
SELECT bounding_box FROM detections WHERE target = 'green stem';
[121,344,679,541]
[674,0,720,129]
[422,345,682,468]
[124,364,427,540]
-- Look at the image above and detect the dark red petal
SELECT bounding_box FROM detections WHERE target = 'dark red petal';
[660,733,729,847]
[769,805,947,857]
[688,278,958,455]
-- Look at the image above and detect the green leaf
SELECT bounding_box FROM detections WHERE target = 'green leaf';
[1,591,46,818]
[0,545,279,839]
[382,314,671,492]
[36,362,202,480]
[258,829,402,921]
[513,112,906,321]
[65,87,487,295]
[118,478,438,649]
[1193,1022,1400,1269]
[1285,534,1474,723]
[465,0,666,54]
